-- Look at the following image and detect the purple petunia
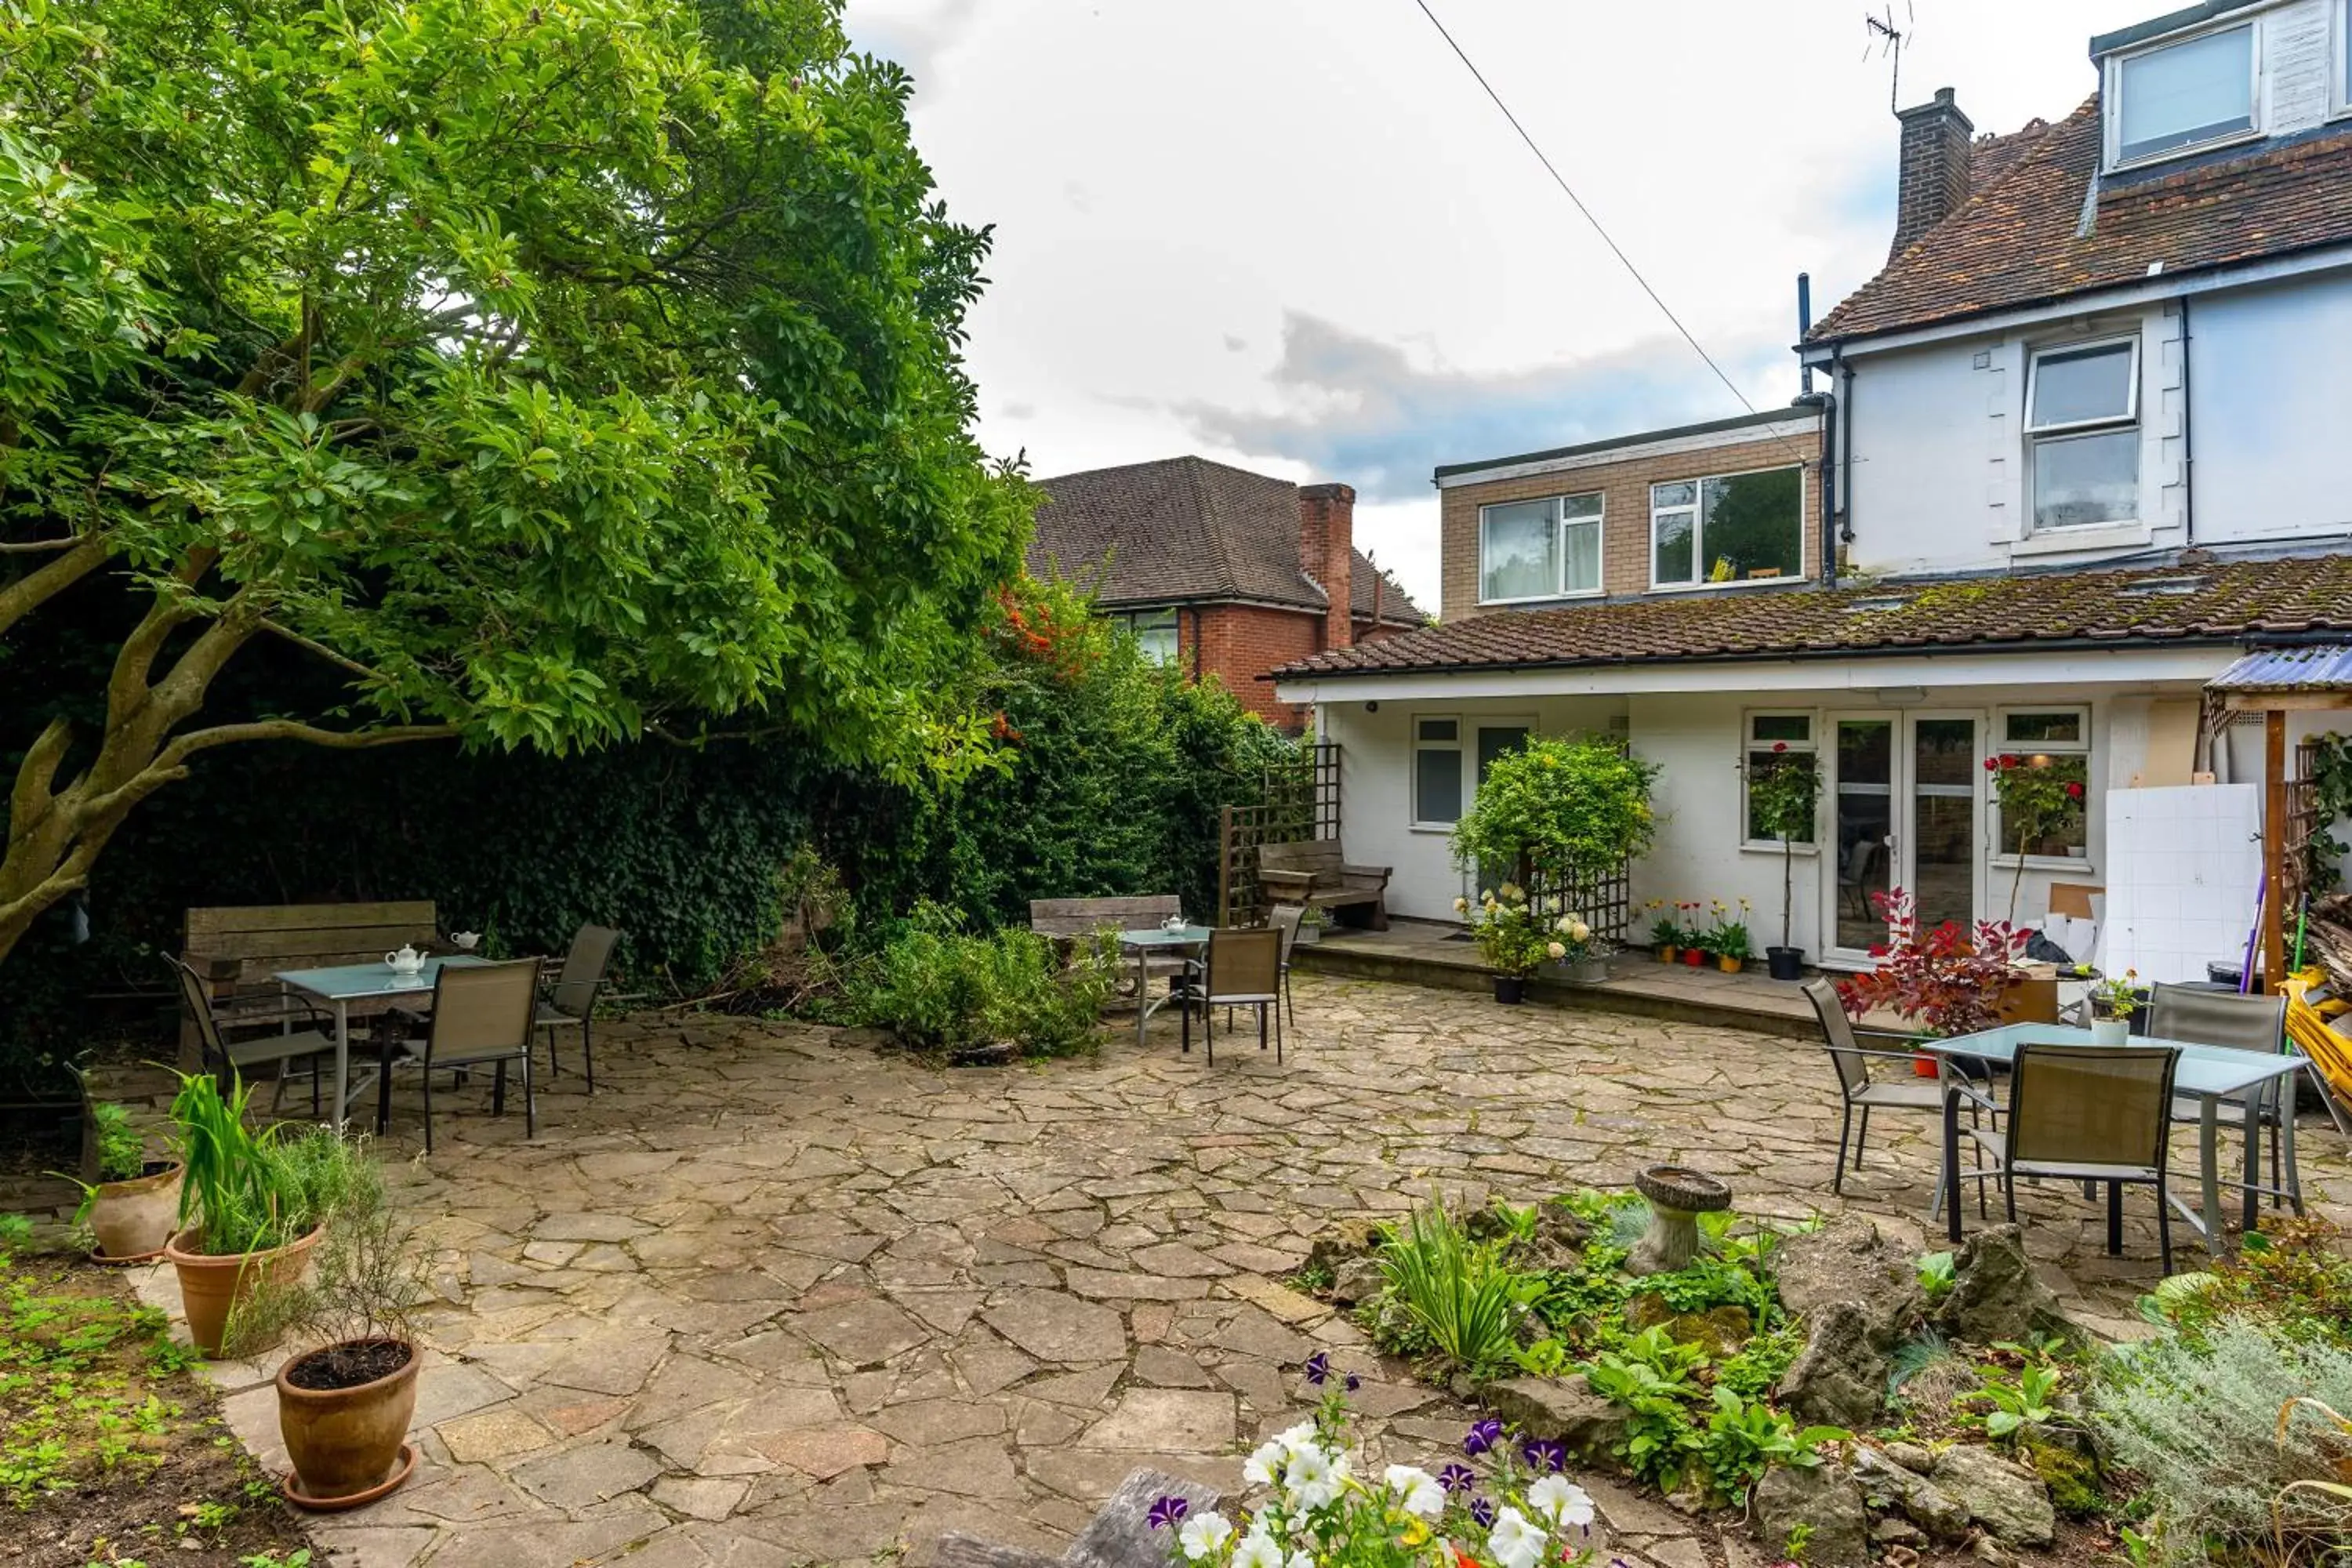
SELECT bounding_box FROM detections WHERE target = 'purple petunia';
[1469,1496,1497,1528]
[1344,1373,1361,1392]
[1303,1352,1330,1386]
[1464,1417,1504,1456]
[1147,1496,1189,1530]
[1438,1462,1476,1495]
[1521,1436,1567,1473]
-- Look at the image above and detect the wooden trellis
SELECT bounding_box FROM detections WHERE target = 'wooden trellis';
[1217,743,1338,927]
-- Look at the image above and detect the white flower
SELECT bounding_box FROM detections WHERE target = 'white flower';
[1382,1464,1446,1519]
[1454,895,1469,913]
[1243,1437,1287,1487]
[1284,1555,1314,1568]
[1178,1511,1235,1561]
[1232,1527,1286,1568]
[1488,1506,1548,1568]
[1283,1443,1348,1511]
[1527,1474,1595,1528]
[1546,941,1566,960]
[1274,1421,1319,1455]
[1555,913,1577,934]
[1570,920,1591,943]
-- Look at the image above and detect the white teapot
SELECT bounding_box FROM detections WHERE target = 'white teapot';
[384,943,426,975]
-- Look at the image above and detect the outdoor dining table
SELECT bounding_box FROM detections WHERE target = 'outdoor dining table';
[1924,1021,2318,1257]
[1117,925,1211,1047]
[274,954,488,1134]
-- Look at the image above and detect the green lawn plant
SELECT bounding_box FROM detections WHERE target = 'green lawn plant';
[840,902,1115,1058]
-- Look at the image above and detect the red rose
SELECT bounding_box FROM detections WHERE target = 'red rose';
[2000,753,2020,768]
[1983,757,1998,772]
[2066,781,2085,800]
[1773,741,1788,753]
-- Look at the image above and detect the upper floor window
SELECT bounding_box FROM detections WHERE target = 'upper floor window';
[2111,23,2256,166]
[2026,339,2140,531]
[1111,607,1179,663]
[1479,493,1602,604]
[1650,467,1803,589]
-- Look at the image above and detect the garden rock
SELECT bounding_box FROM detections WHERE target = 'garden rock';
[1853,1447,1971,1541]
[1624,1294,1751,1356]
[1481,1375,1632,1465]
[1328,1257,1385,1308]
[1933,1226,2070,1348]
[1930,1445,2056,1547]
[1773,1215,1919,1338]
[1305,1218,1385,1276]
[1776,1300,1889,1429]
[1752,1461,1870,1568]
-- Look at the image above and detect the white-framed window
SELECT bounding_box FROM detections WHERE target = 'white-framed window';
[1110,607,1179,664]
[2336,0,2351,117]
[2107,20,2258,167]
[1479,493,1603,604]
[2025,338,2140,532]
[1412,716,1465,829]
[1742,712,1819,848]
[1991,706,2092,862]
[1650,466,1804,588]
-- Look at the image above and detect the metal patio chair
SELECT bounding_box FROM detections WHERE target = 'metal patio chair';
[1181,927,1284,1066]
[537,924,620,1093]
[1803,976,1991,1203]
[166,955,335,1114]
[376,958,542,1152]
[2148,982,2299,1213]
[1269,905,1303,1029]
[1958,1041,2182,1275]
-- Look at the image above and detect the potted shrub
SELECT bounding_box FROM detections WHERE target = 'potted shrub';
[1750,742,1821,981]
[1644,904,1681,964]
[1294,906,1327,946]
[1450,735,1660,950]
[2089,970,2141,1045]
[1461,886,1547,1003]
[162,1072,336,1356]
[1986,753,2088,922]
[247,1142,427,1509]
[56,1100,184,1263]
[1836,889,2031,1076]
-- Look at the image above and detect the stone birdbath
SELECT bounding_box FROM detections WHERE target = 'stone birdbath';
[1626,1164,1732,1276]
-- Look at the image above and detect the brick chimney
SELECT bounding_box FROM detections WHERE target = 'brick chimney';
[1891,87,1973,260]
[1298,481,1355,652]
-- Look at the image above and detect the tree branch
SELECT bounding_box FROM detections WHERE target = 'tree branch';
[0,537,86,554]
[0,533,111,639]
[257,618,383,682]
[163,720,461,769]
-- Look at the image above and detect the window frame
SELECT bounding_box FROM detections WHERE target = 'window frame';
[2104,17,2263,171]
[2024,336,2143,534]
[1476,492,1606,606]
[1111,606,1181,665]
[1410,714,1466,832]
[1647,463,1807,591]
[1740,710,1822,854]
[1991,705,2095,869]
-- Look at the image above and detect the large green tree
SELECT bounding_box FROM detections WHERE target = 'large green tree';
[0,0,1029,965]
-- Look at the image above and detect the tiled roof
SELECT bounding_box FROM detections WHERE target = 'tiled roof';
[1271,555,2352,681]
[1028,456,1426,625]
[1812,103,2352,342]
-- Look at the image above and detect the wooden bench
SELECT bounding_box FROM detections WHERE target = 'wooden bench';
[1030,896,1184,1006]
[1257,840,1391,931]
[180,901,440,1067]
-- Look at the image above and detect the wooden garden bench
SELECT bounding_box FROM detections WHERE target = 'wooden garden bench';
[179,901,440,1066]
[1257,840,1391,930]
[1029,896,1185,1006]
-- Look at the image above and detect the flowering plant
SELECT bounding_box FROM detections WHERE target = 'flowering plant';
[1836,888,2031,1039]
[2089,968,2142,1022]
[1985,752,2089,920]
[1457,886,1552,979]
[1642,902,1684,949]
[1701,900,1752,962]
[1548,911,1595,965]
[1748,743,1820,949]
[1156,1389,1601,1568]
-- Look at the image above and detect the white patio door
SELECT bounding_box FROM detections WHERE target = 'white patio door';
[1822,711,1984,964]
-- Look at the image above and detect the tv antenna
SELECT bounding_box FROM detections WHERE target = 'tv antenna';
[1865,3,1914,114]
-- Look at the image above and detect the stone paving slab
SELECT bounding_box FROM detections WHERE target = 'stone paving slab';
[129,971,2350,1568]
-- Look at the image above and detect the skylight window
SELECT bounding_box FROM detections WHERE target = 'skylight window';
[2119,575,2209,598]
[2112,24,2256,165]
[1846,596,1911,614]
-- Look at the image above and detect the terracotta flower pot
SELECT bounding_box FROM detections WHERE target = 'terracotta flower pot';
[278,1338,420,1504]
[1913,1054,1940,1079]
[89,1160,183,1262]
[165,1224,324,1357]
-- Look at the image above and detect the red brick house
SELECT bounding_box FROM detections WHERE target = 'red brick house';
[1029,456,1426,729]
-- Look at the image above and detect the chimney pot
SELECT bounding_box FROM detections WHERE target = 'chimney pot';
[1890,86,1974,260]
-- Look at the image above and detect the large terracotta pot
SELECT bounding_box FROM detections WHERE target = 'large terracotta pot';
[165,1224,324,1357]
[89,1160,183,1261]
[278,1338,419,1504]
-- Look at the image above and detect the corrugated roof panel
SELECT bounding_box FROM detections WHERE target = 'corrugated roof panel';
[2208,644,2352,692]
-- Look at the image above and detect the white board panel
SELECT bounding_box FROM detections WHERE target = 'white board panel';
[2101,784,2263,985]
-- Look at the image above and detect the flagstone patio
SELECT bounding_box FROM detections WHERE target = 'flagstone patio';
[148,972,2350,1568]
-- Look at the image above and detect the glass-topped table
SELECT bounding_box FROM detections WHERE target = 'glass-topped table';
[1921,1022,2317,1256]
[275,955,488,1132]
[1118,926,1210,1047]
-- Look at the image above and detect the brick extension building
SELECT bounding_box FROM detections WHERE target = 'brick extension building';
[1028,456,1425,729]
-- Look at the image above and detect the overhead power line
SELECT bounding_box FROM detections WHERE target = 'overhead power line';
[1406,0,1777,426]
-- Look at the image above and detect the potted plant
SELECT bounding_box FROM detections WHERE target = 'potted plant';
[1837,889,2031,1076]
[162,1071,335,1356]
[1986,753,2088,922]
[61,1101,183,1263]
[1294,906,1327,946]
[1750,742,1822,981]
[1645,904,1681,964]
[2089,970,2141,1045]
[1545,911,1609,983]
[1462,886,1547,1003]
[245,1142,427,1509]
[1709,901,1754,975]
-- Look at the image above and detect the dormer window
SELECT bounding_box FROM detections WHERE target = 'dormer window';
[2109,22,2256,166]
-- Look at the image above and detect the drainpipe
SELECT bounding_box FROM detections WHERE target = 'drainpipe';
[1838,350,1857,554]
[2180,296,2196,548]
[1795,274,1838,586]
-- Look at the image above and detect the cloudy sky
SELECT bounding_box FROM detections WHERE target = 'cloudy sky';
[843,0,2136,609]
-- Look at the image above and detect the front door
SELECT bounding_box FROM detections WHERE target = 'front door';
[1823,712,1982,962]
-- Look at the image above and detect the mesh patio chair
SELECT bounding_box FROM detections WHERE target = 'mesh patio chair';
[167,956,335,1114]
[1803,977,1991,1203]
[2147,983,2298,1213]
[1269,906,1303,1029]
[1181,927,1283,1066]
[375,958,541,1152]
[1958,1042,2182,1274]
[537,924,620,1094]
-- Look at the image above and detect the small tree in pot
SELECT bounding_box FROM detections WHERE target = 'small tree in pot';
[1749,742,1821,981]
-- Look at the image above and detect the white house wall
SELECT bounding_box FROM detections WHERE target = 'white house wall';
[2184,272,2352,548]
